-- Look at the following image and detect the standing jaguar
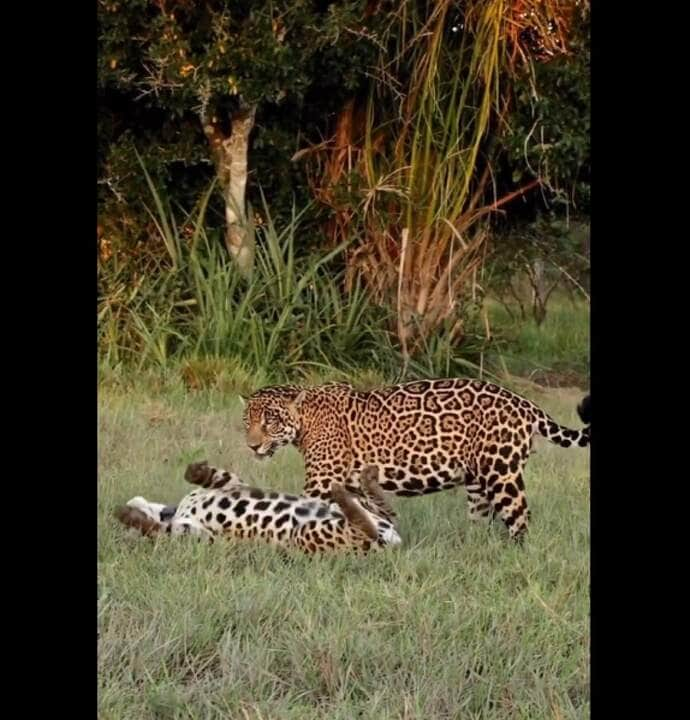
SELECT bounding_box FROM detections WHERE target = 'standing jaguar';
[241,379,590,541]
[115,461,400,555]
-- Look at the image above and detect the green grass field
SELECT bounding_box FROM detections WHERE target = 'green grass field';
[485,296,590,386]
[98,383,589,719]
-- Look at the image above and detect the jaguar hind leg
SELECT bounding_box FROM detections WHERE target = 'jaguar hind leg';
[486,471,529,541]
[466,490,493,521]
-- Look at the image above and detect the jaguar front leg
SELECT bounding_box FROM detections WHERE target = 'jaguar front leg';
[485,470,529,542]
[351,464,398,528]
[466,490,493,522]
[302,444,354,500]
[116,502,214,543]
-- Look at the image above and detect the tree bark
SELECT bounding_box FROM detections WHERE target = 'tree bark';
[202,106,256,279]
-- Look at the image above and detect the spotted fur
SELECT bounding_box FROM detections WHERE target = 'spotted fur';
[242,379,591,541]
[115,461,401,555]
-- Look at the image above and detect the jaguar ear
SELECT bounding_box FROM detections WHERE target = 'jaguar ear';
[290,390,307,413]
[294,390,307,408]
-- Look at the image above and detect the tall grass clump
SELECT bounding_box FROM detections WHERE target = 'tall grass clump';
[97,165,487,386]
[298,0,583,367]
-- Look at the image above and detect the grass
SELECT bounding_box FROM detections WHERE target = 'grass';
[485,294,590,385]
[98,175,490,383]
[98,286,590,401]
[98,383,589,719]
[99,167,589,389]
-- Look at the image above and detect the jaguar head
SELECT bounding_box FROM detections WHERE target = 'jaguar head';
[241,385,305,459]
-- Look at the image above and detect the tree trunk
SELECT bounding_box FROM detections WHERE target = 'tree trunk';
[529,259,547,326]
[531,259,546,303]
[202,106,256,279]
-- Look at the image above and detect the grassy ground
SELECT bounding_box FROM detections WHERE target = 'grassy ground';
[98,383,589,719]
[485,295,590,386]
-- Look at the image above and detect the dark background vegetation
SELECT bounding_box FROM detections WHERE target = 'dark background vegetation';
[98,0,590,390]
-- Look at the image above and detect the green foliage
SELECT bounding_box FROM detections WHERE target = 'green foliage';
[488,214,590,290]
[98,2,590,385]
[98,2,591,252]
[98,1,375,110]
[97,0,382,251]
[485,294,590,384]
[503,13,590,213]
[98,173,487,381]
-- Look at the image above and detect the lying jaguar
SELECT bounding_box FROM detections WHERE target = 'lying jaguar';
[241,379,591,541]
[115,461,400,555]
